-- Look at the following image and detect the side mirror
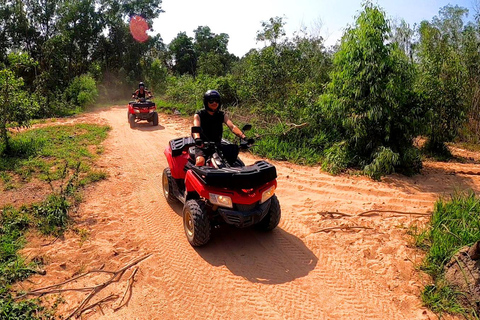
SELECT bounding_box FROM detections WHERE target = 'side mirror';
[242,124,252,132]
[191,126,202,134]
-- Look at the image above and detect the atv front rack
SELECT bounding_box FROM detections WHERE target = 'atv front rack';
[170,137,195,157]
[129,101,156,108]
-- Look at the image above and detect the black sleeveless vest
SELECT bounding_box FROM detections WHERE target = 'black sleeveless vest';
[196,109,224,143]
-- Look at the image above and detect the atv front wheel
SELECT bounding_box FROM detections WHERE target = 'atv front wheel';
[152,112,159,126]
[128,114,136,128]
[183,199,211,246]
[162,168,177,203]
[255,195,281,231]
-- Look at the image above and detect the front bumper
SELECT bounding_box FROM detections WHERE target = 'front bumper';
[217,199,271,228]
[134,112,154,120]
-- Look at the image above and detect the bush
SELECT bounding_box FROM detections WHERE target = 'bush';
[64,75,98,108]
[363,147,400,180]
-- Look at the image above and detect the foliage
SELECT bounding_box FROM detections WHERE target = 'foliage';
[0,204,55,320]
[0,53,40,153]
[65,74,99,108]
[316,2,422,177]
[167,26,238,77]
[168,32,197,76]
[416,6,470,155]
[414,191,480,317]
[144,58,168,94]
[0,123,109,188]
[256,16,287,47]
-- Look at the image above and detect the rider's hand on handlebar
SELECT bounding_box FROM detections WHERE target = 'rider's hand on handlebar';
[195,138,204,148]
[242,137,254,145]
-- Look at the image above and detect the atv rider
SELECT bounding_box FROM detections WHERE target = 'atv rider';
[132,82,152,100]
[193,90,251,167]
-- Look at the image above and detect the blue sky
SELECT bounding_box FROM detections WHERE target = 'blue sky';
[152,0,478,57]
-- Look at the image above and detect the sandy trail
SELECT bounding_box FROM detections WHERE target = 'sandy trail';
[19,106,480,319]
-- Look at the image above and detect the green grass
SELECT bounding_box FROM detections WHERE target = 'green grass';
[0,205,57,319]
[0,124,110,188]
[413,191,480,318]
[0,123,110,319]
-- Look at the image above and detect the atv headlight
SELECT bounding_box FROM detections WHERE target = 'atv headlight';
[209,193,233,208]
[134,109,140,113]
[260,185,276,204]
[149,109,155,113]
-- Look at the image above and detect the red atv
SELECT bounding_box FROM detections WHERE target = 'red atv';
[162,125,281,246]
[127,97,159,128]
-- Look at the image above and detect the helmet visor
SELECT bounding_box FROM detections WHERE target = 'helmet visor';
[207,98,220,104]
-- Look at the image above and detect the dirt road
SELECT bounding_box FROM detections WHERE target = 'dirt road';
[20,106,480,319]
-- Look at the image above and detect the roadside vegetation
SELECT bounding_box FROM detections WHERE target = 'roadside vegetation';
[413,192,480,318]
[1,0,479,179]
[0,124,109,319]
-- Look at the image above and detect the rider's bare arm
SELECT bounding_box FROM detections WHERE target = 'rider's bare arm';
[193,114,201,139]
[224,115,246,139]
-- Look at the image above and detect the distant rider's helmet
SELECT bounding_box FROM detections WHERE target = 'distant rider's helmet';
[203,90,221,112]
[139,82,145,89]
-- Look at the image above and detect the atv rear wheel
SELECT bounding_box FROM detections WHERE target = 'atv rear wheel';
[255,195,281,231]
[152,112,159,126]
[162,168,177,203]
[183,199,211,246]
[128,114,136,128]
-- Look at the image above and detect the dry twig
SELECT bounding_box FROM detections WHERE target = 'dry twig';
[77,294,119,318]
[356,209,431,217]
[113,267,138,311]
[314,226,373,233]
[17,254,151,319]
[318,211,353,217]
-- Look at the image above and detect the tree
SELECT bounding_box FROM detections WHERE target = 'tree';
[193,26,236,76]
[317,2,421,178]
[416,5,469,155]
[391,19,415,60]
[168,32,196,75]
[256,16,286,47]
[0,53,40,153]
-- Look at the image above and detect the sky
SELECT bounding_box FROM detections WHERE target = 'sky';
[151,0,478,57]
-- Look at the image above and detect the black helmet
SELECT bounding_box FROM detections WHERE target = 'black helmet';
[139,82,145,88]
[203,90,221,112]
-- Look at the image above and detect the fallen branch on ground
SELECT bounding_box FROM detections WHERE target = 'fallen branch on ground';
[317,211,353,217]
[313,226,373,233]
[113,267,138,311]
[17,254,152,319]
[356,209,431,217]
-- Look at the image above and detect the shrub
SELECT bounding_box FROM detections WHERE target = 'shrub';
[64,75,98,108]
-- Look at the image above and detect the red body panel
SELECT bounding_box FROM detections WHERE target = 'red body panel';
[165,139,277,205]
[164,145,189,180]
[185,170,277,205]
[127,103,156,115]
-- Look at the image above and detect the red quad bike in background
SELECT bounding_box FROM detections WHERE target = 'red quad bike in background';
[127,97,159,128]
[163,125,281,247]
